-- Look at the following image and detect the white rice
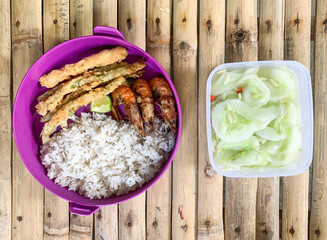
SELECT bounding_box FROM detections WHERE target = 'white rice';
[40,112,176,199]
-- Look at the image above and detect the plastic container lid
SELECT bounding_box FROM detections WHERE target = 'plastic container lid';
[206,61,313,178]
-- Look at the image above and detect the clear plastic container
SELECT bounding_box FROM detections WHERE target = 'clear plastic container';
[206,61,313,177]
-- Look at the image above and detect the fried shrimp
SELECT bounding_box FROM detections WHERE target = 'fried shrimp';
[41,77,127,144]
[111,85,145,137]
[36,59,146,116]
[132,79,154,130]
[39,46,128,88]
[149,77,177,133]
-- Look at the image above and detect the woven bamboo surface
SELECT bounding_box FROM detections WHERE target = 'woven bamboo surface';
[0,0,325,239]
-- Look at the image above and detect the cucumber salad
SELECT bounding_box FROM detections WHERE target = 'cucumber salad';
[210,66,302,169]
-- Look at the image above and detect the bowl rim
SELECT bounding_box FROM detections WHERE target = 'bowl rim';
[13,32,182,206]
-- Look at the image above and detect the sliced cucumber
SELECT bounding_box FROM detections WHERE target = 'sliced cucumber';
[211,71,244,95]
[243,67,259,75]
[257,67,294,101]
[258,152,272,166]
[282,100,300,125]
[229,68,245,73]
[216,149,257,168]
[255,127,286,141]
[217,136,259,151]
[261,140,284,154]
[211,91,238,106]
[242,76,271,109]
[253,104,281,130]
[282,127,302,161]
[211,129,220,151]
[228,67,258,75]
[211,70,226,88]
[216,149,270,168]
[269,127,302,167]
[212,99,255,142]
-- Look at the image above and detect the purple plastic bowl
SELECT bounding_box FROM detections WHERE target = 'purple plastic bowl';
[13,26,182,216]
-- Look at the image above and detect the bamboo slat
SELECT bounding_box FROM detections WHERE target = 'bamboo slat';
[95,206,118,240]
[197,0,225,239]
[11,0,44,239]
[69,1,94,238]
[146,0,171,69]
[146,0,172,239]
[146,174,171,240]
[256,0,284,239]
[224,0,258,239]
[0,0,11,239]
[69,214,93,240]
[43,2,70,240]
[282,0,311,239]
[309,0,327,239]
[43,0,69,51]
[93,0,117,27]
[70,0,93,38]
[118,1,146,239]
[118,0,146,49]
[256,178,280,240]
[226,0,258,63]
[172,0,197,239]
[44,196,69,240]
[258,0,284,61]
[93,3,119,240]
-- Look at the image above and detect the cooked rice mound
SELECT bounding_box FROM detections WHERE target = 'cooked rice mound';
[40,113,176,199]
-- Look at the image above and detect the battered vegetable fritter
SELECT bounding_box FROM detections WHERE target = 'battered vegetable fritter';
[41,77,127,144]
[39,46,128,88]
[36,59,146,116]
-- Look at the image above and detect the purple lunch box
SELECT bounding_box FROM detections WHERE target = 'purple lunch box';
[13,26,182,216]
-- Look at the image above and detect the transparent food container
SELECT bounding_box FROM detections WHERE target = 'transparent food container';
[206,61,313,177]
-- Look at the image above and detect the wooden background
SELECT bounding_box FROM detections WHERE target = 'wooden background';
[0,0,326,239]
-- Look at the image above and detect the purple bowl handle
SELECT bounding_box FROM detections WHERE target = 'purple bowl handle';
[69,202,99,216]
[94,26,125,40]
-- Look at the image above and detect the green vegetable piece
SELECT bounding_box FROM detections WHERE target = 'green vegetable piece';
[257,67,294,101]
[217,136,260,151]
[255,127,286,141]
[268,127,302,167]
[242,76,270,109]
[212,99,255,142]
[215,149,270,168]
[253,104,281,130]
[211,91,238,106]
[211,71,244,95]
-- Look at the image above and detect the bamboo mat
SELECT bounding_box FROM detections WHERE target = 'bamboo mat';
[0,0,325,239]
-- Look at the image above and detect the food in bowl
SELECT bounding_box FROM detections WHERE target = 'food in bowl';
[39,46,129,88]
[36,46,177,198]
[40,113,175,199]
[210,66,301,169]
[90,95,113,113]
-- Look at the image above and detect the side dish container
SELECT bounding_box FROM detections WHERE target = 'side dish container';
[206,61,313,178]
[13,26,182,215]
